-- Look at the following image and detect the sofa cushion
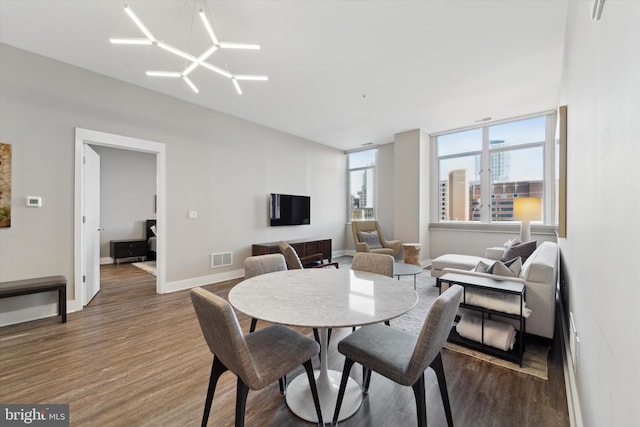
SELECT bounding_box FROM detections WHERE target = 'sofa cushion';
[358,230,383,249]
[433,254,484,272]
[502,240,537,263]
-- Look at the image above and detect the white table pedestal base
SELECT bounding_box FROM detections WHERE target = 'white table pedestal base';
[286,368,362,423]
[285,328,362,422]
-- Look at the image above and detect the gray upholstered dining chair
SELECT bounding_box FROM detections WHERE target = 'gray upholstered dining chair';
[190,287,324,427]
[351,252,394,326]
[351,252,394,277]
[278,241,339,269]
[244,253,288,334]
[332,285,464,427]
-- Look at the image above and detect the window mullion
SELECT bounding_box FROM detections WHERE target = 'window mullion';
[480,126,490,223]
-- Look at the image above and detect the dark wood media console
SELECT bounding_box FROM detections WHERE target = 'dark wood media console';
[252,238,332,263]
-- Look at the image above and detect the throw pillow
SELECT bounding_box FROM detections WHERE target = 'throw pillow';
[502,240,537,263]
[474,260,494,273]
[150,225,157,236]
[488,257,523,277]
[357,230,383,249]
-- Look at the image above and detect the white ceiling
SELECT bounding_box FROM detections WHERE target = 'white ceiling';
[0,0,568,151]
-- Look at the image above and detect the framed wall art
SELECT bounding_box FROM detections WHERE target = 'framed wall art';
[0,142,11,228]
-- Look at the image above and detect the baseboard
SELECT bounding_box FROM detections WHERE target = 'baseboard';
[557,299,584,427]
[164,268,245,293]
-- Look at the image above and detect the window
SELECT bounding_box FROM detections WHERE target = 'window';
[435,113,554,224]
[347,149,377,221]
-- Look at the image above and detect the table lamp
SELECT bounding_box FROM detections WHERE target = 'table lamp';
[513,197,541,242]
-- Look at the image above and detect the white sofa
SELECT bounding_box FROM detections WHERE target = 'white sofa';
[433,241,558,339]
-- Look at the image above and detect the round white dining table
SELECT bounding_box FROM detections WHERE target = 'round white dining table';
[228,268,418,423]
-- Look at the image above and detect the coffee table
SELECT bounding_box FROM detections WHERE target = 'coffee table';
[229,268,418,423]
[393,261,423,289]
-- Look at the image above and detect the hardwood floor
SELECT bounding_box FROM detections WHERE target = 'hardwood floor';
[0,263,569,426]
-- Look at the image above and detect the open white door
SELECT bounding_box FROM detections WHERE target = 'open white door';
[83,144,101,305]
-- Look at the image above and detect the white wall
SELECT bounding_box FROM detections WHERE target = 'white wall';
[559,2,640,426]
[92,146,156,259]
[0,43,346,324]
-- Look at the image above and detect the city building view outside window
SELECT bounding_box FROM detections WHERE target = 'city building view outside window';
[437,114,550,223]
[348,149,376,221]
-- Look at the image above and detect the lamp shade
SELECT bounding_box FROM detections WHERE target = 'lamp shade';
[513,197,541,221]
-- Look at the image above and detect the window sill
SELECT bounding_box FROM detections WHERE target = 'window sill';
[429,222,557,236]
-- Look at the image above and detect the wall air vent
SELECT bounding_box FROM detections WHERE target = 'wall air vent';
[211,252,233,268]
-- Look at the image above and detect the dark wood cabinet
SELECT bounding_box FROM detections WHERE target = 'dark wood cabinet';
[252,238,332,262]
[110,239,147,265]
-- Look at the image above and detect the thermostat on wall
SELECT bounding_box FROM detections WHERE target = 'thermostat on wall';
[25,196,42,207]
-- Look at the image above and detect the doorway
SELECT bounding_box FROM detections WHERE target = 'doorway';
[73,128,166,313]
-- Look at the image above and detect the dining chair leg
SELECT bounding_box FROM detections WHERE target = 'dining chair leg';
[249,318,258,333]
[235,378,250,427]
[362,367,372,393]
[202,357,228,427]
[411,373,427,427]
[431,352,454,427]
[278,375,287,396]
[302,359,324,426]
[332,358,356,426]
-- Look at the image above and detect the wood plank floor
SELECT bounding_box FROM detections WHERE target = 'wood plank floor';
[0,263,569,426]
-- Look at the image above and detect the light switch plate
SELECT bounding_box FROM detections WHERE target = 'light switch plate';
[26,196,42,207]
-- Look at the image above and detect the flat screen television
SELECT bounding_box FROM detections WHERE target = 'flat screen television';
[270,193,310,226]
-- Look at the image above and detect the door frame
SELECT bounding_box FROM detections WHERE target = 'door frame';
[73,128,166,312]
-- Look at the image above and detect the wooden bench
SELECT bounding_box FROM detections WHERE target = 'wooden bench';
[0,275,67,323]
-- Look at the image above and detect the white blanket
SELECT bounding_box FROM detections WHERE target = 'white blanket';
[456,312,516,351]
[463,288,531,317]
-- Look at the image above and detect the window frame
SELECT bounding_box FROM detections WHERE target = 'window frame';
[431,111,557,226]
[346,147,378,223]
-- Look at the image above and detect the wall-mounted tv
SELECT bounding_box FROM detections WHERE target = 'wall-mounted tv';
[270,193,310,226]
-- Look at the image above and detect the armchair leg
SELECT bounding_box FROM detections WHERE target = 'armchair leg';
[332,358,356,426]
[202,357,228,427]
[303,359,324,426]
[411,373,427,427]
[431,352,454,427]
[235,378,249,427]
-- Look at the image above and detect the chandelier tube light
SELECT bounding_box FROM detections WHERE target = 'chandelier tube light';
[110,38,152,45]
[124,4,156,42]
[219,42,260,50]
[112,4,267,95]
[183,76,199,93]
[146,71,182,77]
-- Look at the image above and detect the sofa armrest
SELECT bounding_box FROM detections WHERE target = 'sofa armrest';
[484,246,505,260]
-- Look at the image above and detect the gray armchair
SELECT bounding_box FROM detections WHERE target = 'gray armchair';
[352,220,401,257]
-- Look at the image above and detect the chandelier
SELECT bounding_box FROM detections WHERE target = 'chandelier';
[110,3,268,95]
